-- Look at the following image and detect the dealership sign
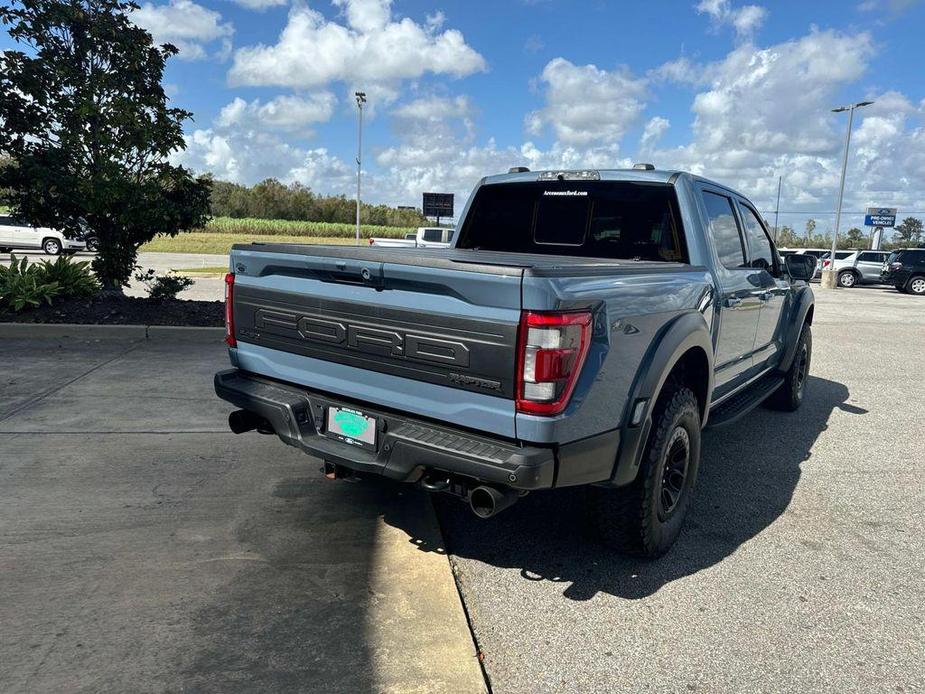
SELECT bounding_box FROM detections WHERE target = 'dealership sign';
[864,207,897,227]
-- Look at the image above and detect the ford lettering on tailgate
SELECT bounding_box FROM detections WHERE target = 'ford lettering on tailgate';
[254,308,471,367]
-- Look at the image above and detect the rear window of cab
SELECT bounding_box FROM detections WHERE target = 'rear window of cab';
[456,181,689,263]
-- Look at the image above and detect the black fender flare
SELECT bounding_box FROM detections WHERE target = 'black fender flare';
[608,311,714,487]
[778,286,814,373]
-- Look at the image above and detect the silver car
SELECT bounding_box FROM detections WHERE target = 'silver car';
[821,250,892,287]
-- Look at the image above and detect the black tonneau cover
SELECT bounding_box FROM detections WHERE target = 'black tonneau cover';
[232,243,691,278]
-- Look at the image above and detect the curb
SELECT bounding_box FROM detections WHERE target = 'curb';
[0,322,224,341]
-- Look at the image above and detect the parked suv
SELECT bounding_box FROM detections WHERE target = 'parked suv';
[881,249,925,295]
[822,250,891,288]
[0,215,86,255]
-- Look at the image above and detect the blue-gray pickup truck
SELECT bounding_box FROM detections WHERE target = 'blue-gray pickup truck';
[215,167,816,557]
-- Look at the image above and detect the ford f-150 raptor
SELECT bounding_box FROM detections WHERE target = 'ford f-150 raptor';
[214,166,816,558]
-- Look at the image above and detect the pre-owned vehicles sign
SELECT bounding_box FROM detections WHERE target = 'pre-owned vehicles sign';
[864,207,897,227]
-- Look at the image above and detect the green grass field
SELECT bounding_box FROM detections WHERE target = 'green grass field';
[201,217,409,239]
[140,231,360,255]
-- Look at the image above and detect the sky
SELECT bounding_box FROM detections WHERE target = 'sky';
[4,0,925,235]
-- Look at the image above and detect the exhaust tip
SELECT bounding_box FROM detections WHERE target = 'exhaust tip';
[469,487,496,519]
[469,485,519,519]
[228,409,268,435]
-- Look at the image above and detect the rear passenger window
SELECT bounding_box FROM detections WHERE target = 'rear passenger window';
[858,252,879,262]
[702,192,745,269]
[738,204,775,273]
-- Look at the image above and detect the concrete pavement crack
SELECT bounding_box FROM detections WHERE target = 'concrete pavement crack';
[0,339,145,425]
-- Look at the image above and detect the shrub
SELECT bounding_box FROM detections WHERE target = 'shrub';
[36,255,100,298]
[0,254,60,312]
[134,268,195,300]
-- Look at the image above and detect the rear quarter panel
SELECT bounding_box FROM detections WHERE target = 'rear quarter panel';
[518,268,715,443]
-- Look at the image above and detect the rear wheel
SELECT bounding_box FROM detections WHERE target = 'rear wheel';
[767,323,812,411]
[837,270,857,288]
[907,276,925,296]
[587,384,701,558]
[42,238,62,255]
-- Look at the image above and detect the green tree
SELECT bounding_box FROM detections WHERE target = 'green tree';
[776,225,799,248]
[0,0,211,289]
[804,218,817,241]
[0,154,16,208]
[843,227,865,249]
[893,217,923,247]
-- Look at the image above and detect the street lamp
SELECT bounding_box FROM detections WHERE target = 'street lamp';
[822,100,874,289]
[354,91,366,246]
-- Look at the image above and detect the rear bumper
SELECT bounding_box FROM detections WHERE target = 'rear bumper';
[214,369,620,490]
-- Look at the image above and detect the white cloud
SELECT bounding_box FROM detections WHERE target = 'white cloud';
[526,58,648,148]
[229,0,288,10]
[175,20,925,236]
[133,0,234,60]
[179,127,355,191]
[696,0,768,38]
[650,28,925,232]
[216,93,337,134]
[640,116,670,150]
[227,0,487,91]
[377,95,476,170]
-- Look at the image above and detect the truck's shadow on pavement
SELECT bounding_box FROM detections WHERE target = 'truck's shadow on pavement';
[430,376,862,601]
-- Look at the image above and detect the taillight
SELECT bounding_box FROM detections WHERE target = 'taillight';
[224,273,236,347]
[516,310,592,415]
[823,259,831,268]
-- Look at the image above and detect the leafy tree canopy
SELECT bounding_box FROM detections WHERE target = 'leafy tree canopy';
[0,0,211,288]
[893,217,923,247]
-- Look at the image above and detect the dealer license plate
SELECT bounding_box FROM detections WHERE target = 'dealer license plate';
[325,406,377,448]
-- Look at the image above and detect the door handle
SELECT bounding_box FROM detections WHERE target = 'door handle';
[724,297,742,308]
[752,290,773,302]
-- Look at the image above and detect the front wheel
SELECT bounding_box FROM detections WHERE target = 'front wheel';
[767,323,812,411]
[42,238,62,255]
[837,271,857,288]
[587,384,701,558]
[907,276,925,296]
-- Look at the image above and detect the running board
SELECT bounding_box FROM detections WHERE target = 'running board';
[706,374,784,429]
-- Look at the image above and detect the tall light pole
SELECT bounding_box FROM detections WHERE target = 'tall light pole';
[354,91,366,246]
[822,99,873,289]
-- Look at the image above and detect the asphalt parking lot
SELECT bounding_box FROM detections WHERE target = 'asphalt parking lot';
[1,285,923,694]
[438,285,925,693]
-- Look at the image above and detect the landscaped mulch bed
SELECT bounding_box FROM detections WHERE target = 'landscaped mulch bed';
[0,294,224,326]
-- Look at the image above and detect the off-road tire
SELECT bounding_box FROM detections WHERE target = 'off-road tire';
[837,270,857,288]
[767,323,812,411]
[587,384,701,558]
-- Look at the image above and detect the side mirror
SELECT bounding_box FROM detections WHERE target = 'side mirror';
[785,254,815,282]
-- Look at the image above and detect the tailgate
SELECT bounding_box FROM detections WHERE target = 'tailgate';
[228,246,524,436]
